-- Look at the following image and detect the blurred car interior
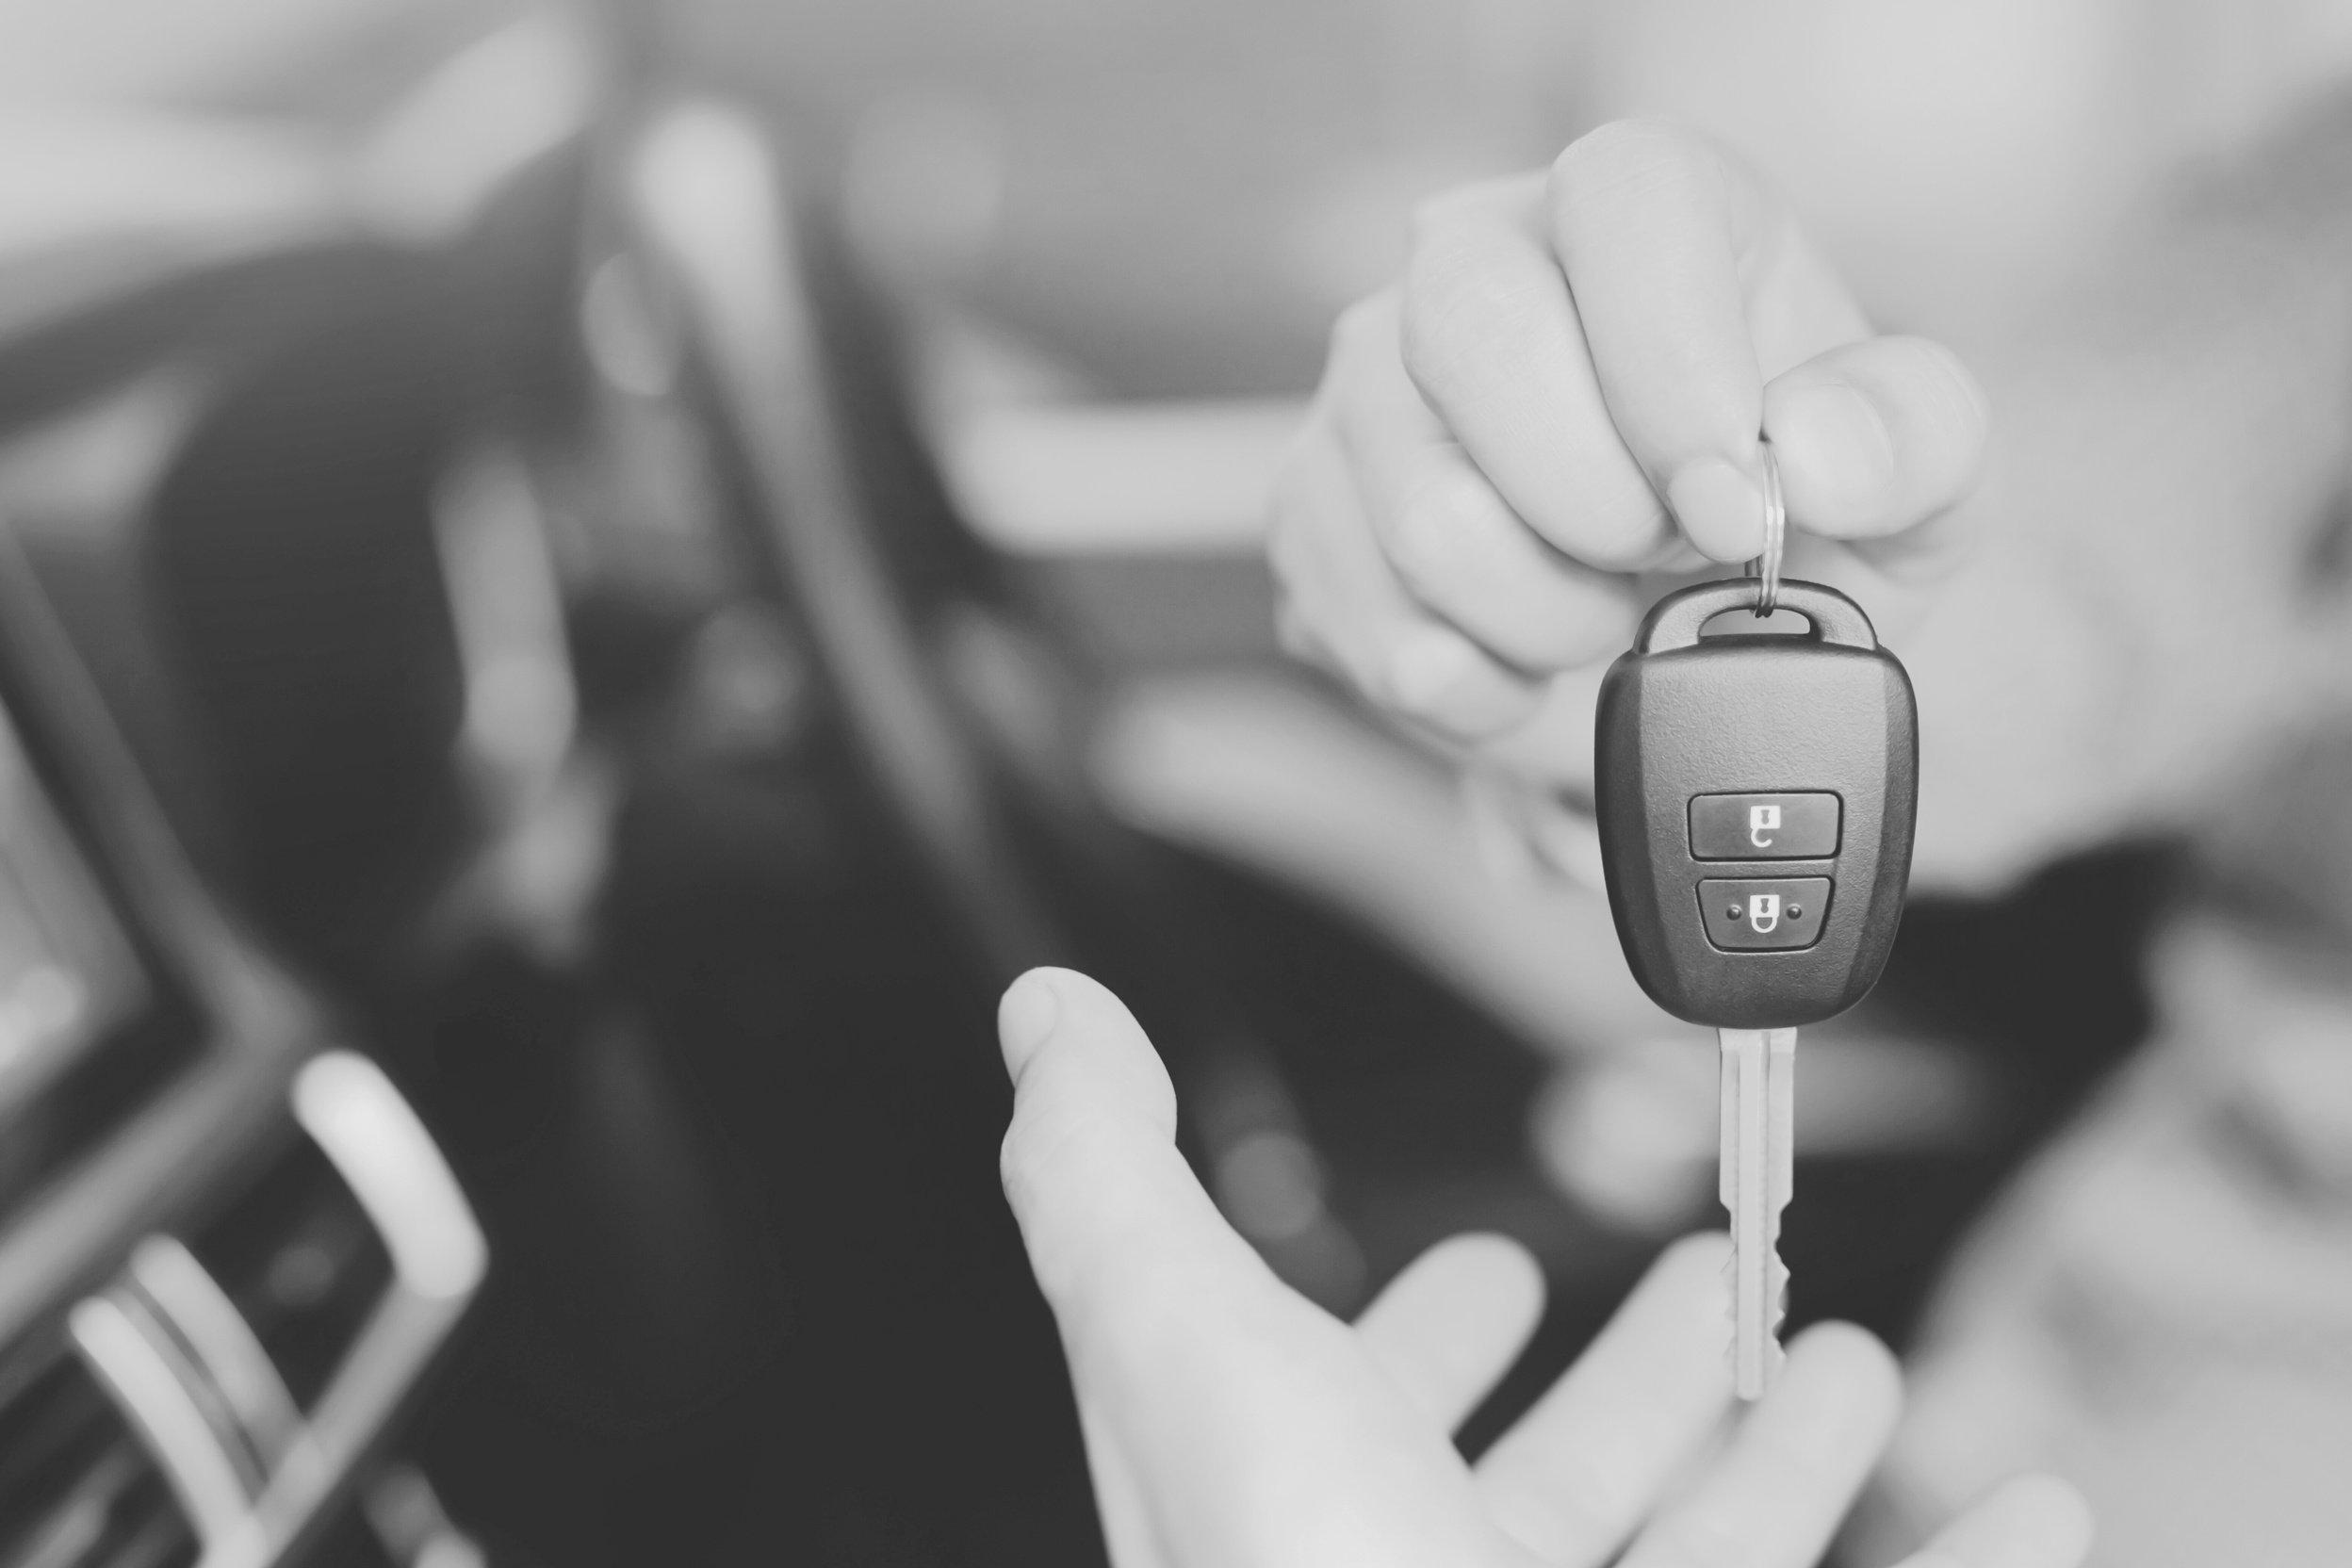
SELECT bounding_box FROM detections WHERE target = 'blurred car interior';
[0,6,2172,1565]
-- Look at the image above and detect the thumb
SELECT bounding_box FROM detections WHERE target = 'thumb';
[997,968,1257,1316]
[1764,334,1988,543]
[997,979,1501,1566]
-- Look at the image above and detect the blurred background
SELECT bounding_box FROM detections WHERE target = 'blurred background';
[1,1,2350,1565]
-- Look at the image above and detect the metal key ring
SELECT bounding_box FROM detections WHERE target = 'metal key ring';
[1746,441,1785,617]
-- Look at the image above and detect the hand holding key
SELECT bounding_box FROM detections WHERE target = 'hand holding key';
[1270,119,1985,866]
[1273,116,1955,1399]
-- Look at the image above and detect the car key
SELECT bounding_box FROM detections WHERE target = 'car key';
[1593,458,1918,1397]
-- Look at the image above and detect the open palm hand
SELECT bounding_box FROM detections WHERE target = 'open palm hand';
[997,968,2091,1568]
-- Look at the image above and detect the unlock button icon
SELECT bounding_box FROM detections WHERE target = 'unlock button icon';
[1688,793,1839,860]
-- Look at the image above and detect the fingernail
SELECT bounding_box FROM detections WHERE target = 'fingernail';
[1777,382,1894,500]
[1664,457,1764,563]
[1384,628,1476,715]
[999,971,1062,1074]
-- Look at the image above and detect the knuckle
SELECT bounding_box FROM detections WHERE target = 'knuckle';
[1325,620,1401,707]
[1546,1463,1640,1553]
[1285,608,1374,699]
[1266,430,1352,557]
[1405,189,1463,241]
[1386,475,1493,597]
[1264,507,1334,612]
[1405,173,1524,239]
[998,1090,1077,1194]
[1327,292,1396,368]
[998,1118,1045,1217]
[1265,506,1305,583]
[997,1093,1058,1190]
[1485,1457,1635,1562]
[1399,219,1495,326]
[1635,1518,1742,1568]
[1399,253,1554,394]
[1551,118,1743,230]
[1401,176,1495,237]
[1385,491,1462,589]
[1275,601,1326,664]
[1378,653,1468,728]
[1560,490,1673,572]
[1399,698,1501,745]
[1266,440,1320,539]
[1380,642,1527,741]
[997,1099,1102,1233]
[1554,116,1705,186]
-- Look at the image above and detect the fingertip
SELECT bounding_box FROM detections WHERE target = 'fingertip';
[997,969,1184,1249]
[1997,1473,2097,1560]
[1370,1233,1548,1357]
[998,968,1066,1080]
[1656,1230,1735,1280]
[1771,380,1896,512]
[1647,1232,1736,1310]
[997,968,1174,1129]
[1546,119,1774,568]
[1782,1319,1904,1431]
[1423,1232,1548,1324]
[1547,117,1725,213]
[1788,1318,1901,1379]
[1357,1231,1548,1429]
[1766,335,1988,541]
[1621,1232,1735,1348]
[993,972,1241,1327]
[1909,1473,2095,1568]
[1665,456,1767,564]
[1273,596,1325,664]
[1031,965,1145,1039]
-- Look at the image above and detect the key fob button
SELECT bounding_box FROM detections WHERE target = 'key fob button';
[1689,792,1840,860]
[1698,877,1832,952]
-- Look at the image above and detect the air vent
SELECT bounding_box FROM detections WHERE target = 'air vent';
[0,1340,195,1568]
[183,1140,392,1413]
[8,1053,482,1568]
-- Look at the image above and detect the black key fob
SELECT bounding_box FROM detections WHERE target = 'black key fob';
[1594,578,1918,1030]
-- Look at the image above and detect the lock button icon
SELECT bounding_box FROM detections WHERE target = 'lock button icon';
[1698,877,1831,952]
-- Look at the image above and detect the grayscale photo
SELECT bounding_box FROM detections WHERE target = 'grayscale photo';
[0,1,2345,1564]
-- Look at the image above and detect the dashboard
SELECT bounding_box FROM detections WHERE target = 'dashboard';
[0,519,484,1567]
[0,683,172,1222]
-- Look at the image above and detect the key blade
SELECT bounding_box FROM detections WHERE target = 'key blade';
[1769,1027,1795,1217]
[1719,1027,1797,1400]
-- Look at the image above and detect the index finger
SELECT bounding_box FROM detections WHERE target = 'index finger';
[1475,1233,1737,1565]
[1397,175,1683,573]
[1616,1321,1903,1568]
[1354,1233,1545,1433]
[1547,120,1854,562]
